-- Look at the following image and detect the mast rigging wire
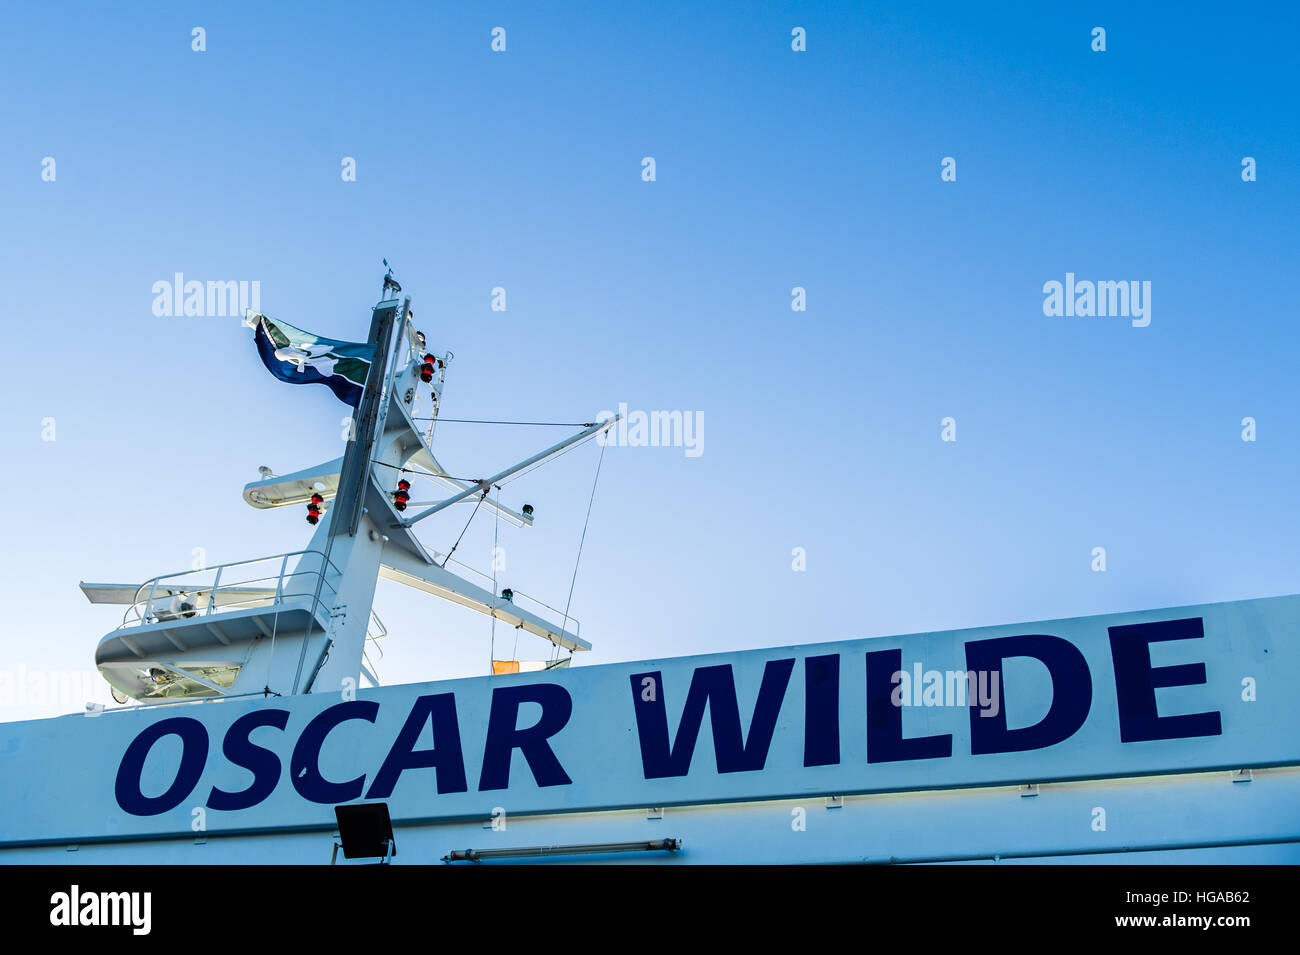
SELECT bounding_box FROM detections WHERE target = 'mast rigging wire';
[489,483,501,672]
[408,417,596,427]
[555,440,608,662]
[441,489,488,568]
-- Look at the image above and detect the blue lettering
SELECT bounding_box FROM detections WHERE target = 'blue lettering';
[367,693,467,798]
[290,701,379,803]
[1109,617,1221,742]
[804,654,840,767]
[965,634,1091,754]
[630,660,795,778]
[478,684,573,790]
[206,709,289,811]
[866,649,951,762]
[115,717,208,816]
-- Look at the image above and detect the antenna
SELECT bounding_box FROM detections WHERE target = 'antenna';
[381,258,401,299]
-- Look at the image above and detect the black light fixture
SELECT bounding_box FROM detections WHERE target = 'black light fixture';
[521,504,534,520]
[500,588,513,603]
[393,479,410,511]
[331,803,396,865]
[307,493,323,525]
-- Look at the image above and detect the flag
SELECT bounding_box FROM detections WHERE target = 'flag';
[245,311,375,407]
[492,659,571,674]
[492,660,545,675]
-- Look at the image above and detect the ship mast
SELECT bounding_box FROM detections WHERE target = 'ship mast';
[331,277,405,540]
[83,270,619,705]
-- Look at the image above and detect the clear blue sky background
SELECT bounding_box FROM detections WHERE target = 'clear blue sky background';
[1,2,1297,720]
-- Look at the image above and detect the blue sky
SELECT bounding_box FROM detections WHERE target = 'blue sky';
[1,2,1297,720]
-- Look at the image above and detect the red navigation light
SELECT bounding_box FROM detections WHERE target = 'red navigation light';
[394,479,411,511]
[420,354,436,383]
[307,492,325,524]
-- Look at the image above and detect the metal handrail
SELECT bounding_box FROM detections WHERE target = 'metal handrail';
[366,609,387,662]
[117,550,343,630]
[119,572,340,627]
[428,550,581,641]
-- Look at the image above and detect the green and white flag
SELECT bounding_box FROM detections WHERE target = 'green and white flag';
[245,311,375,407]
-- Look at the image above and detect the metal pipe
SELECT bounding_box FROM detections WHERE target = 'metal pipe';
[207,565,223,615]
[400,414,621,527]
[442,838,680,863]
[143,578,157,626]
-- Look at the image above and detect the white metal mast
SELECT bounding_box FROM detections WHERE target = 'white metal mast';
[83,273,619,704]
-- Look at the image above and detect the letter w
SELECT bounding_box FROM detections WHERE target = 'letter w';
[629,660,795,778]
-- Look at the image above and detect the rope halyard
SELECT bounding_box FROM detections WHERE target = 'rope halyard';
[489,483,501,673]
[555,440,608,663]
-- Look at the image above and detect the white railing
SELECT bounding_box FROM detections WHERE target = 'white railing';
[429,549,581,643]
[118,550,342,631]
[365,608,386,662]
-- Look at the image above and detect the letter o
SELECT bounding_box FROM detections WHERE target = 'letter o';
[115,717,209,816]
